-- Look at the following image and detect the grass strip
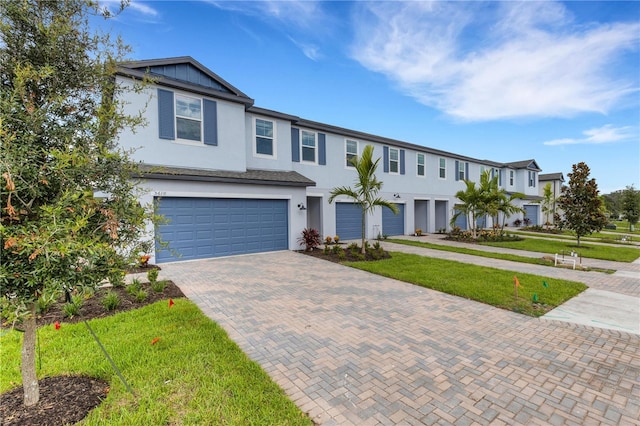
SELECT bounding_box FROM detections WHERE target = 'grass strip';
[345,252,587,317]
[0,299,312,425]
[388,238,615,273]
[510,230,636,246]
[479,238,640,262]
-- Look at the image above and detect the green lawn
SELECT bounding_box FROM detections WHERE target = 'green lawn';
[0,300,312,425]
[345,252,587,317]
[511,229,637,244]
[480,238,640,262]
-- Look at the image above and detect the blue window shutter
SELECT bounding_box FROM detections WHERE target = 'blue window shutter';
[291,128,300,162]
[465,163,469,180]
[455,160,460,181]
[203,99,218,146]
[318,133,326,165]
[158,89,175,140]
[383,146,389,173]
[400,150,405,175]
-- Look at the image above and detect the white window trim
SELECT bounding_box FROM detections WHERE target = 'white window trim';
[438,157,446,180]
[301,130,318,164]
[388,147,400,174]
[457,161,468,181]
[345,139,358,168]
[174,93,203,145]
[253,117,277,159]
[509,170,515,186]
[416,153,426,177]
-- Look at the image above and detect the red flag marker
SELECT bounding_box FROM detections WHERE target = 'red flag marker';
[168,299,174,308]
[151,337,160,345]
[54,321,61,330]
[514,276,521,287]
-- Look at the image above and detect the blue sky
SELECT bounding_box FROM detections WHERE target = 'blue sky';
[99,0,639,194]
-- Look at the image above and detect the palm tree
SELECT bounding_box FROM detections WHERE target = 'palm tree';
[497,193,525,233]
[451,179,483,239]
[329,145,398,254]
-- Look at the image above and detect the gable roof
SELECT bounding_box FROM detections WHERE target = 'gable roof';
[505,160,541,171]
[539,172,564,182]
[117,56,254,107]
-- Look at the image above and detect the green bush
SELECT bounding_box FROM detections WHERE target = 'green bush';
[127,278,142,296]
[151,280,167,293]
[102,291,121,311]
[147,268,159,283]
[36,288,58,314]
[134,289,148,303]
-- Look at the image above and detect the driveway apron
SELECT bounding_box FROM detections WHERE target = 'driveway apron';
[160,251,640,425]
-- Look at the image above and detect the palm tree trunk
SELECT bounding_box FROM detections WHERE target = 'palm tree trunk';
[361,209,366,254]
[22,302,39,406]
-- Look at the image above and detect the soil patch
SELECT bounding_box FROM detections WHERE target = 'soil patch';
[1,275,185,425]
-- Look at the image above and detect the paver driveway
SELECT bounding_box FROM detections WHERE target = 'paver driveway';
[160,251,640,425]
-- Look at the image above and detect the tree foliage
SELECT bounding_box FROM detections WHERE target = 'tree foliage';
[451,170,523,239]
[328,145,398,254]
[557,162,607,246]
[541,183,556,228]
[621,185,640,230]
[0,0,150,406]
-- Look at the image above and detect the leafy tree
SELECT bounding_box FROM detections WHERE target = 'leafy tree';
[557,162,607,246]
[0,0,150,406]
[541,182,556,228]
[328,145,398,254]
[621,185,640,231]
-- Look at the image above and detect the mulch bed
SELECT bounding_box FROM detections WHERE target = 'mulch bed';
[1,269,185,426]
[298,245,392,263]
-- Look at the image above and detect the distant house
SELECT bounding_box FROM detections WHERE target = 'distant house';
[115,56,549,263]
[539,172,565,225]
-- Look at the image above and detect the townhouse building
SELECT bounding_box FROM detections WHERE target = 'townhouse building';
[116,57,546,263]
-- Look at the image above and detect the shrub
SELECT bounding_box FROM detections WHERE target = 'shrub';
[109,270,126,288]
[127,278,142,296]
[415,228,423,236]
[151,280,167,293]
[513,219,522,227]
[523,218,531,226]
[325,236,333,245]
[298,228,321,251]
[62,295,84,318]
[323,245,331,255]
[102,291,121,311]
[332,245,344,255]
[333,235,340,244]
[36,288,58,314]
[147,268,159,283]
[134,289,148,303]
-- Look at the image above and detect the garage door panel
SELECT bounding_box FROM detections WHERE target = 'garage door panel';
[156,198,288,262]
[382,204,404,236]
[336,203,362,241]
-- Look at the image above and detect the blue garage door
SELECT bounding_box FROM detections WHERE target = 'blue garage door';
[382,204,405,236]
[156,198,288,263]
[524,205,539,226]
[454,208,467,230]
[336,202,362,240]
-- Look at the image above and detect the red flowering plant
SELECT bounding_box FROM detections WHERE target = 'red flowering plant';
[139,255,151,268]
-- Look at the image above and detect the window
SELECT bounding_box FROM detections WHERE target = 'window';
[255,118,274,156]
[480,166,486,176]
[456,161,467,180]
[417,153,425,176]
[301,130,316,162]
[493,168,501,185]
[175,95,202,141]
[528,171,536,187]
[510,170,514,186]
[389,148,399,173]
[345,140,358,167]
[439,158,446,179]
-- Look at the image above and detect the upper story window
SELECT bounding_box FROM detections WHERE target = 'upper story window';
[255,118,275,156]
[345,139,358,167]
[417,153,425,176]
[456,160,468,181]
[175,95,202,141]
[528,171,536,187]
[439,158,446,179]
[301,130,316,163]
[509,170,515,186]
[389,148,399,173]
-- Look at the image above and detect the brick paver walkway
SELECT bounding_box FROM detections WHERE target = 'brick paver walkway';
[160,251,640,425]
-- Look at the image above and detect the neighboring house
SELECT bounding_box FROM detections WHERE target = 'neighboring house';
[115,57,547,263]
[539,172,565,224]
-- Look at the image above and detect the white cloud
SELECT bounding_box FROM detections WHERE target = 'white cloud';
[350,1,640,121]
[543,124,636,146]
[100,0,159,17]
